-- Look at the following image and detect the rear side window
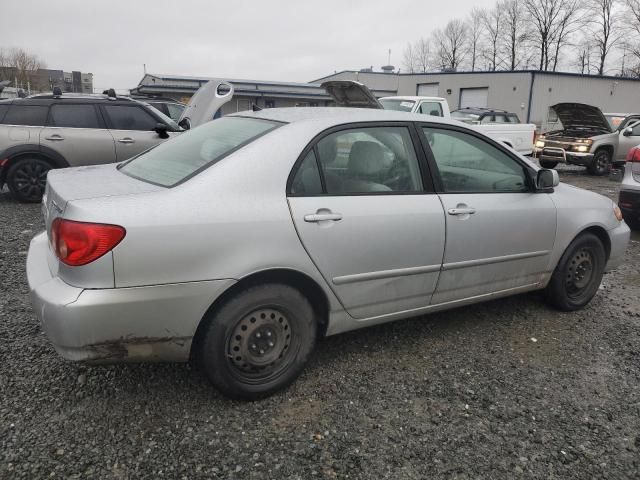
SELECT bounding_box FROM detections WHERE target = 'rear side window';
[50,104,101,129]
[103,105,158,131]
[120,116,280,187]
[0,104,8,123]
[3,105,48,126]
[418,102,443,117]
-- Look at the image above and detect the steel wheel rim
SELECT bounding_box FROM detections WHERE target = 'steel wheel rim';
[13,163,47,200]
[227,308,294,381]
[566,247,595,297]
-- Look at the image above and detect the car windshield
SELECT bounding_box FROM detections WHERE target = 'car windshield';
[451,111,480,123]
[379,99,415,112]
[119,116,281,187]
[142,102,182,131]
[605,114,627,131]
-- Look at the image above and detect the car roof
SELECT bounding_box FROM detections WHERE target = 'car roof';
[452,107,510,114]
[1,94,145,106]
[232,106,462,128]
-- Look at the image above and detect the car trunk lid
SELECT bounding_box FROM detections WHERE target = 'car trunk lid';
[321,80,383,109]
[43,164,162,230]
[551,103,612,134]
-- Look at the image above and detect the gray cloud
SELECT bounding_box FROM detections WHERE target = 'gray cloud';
[1,0,498,91]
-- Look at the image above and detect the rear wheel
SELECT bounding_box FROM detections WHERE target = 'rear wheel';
[539,160,558,169]
[587,149,611,176]
[6,157,51,203]
[199,283,317,400]
[544,233,606,311]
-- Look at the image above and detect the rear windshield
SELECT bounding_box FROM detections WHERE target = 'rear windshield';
[379,99,415,112]
[119,116,280,187]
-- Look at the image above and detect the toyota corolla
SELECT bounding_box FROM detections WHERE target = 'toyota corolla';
[27,107,630,399]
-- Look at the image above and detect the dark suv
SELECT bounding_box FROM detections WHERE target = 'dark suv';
[0,93,182,202]
[451,107,521,124]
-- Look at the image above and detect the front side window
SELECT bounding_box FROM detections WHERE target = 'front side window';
[120,116,280,187]
[423,127,528,193]
[294,126,423,195]
[166,103,185,121]
[418,102,443,117]
[50,104,101,129]
[103,105,158,131]
[3,105,48,126]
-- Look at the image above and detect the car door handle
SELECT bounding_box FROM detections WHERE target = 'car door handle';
[44,134,64,141]
[448,207,476,215]
[118,137,135,144]
[304,212,343,222]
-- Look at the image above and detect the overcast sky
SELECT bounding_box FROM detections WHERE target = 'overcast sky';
[2,0,498,91]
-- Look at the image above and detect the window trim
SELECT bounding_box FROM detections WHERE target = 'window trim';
[416,122,536,194]
[286,121,436,197]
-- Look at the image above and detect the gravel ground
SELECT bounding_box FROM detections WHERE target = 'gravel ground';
[1,168,639,480]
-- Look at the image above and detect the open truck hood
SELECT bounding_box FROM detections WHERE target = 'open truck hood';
[551,103,612,134]
[321,80,382,109]
[178,79,234,129]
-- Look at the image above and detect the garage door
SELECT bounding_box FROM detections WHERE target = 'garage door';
[417,83,439,96]
[460,87,488,108]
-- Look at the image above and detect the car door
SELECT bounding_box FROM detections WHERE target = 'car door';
[617,120,640,161]
[101,103,174,161]
[420,124,557,305]
[287,123,446,319]
[40,103,116,166]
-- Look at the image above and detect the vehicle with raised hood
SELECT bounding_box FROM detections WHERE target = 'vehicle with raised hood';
[533,103,619,175]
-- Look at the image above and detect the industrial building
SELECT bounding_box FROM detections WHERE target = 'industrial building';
[314,70,640,128]
[131,73,332,114]
[131,70,640,129]
[0,67,93,96]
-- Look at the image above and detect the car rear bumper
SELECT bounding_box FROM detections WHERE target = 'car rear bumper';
[605,222,631,271]
[619,189,640,224]
[533,147,594,165]
[27,232,236,363]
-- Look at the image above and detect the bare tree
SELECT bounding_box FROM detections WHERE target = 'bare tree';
[467,8,485,71]
[588,0,623,74]
[574,38,595,73]
[402,42,418,73]
[500,0,529,70]
[623,0,640,75]
[523,0,563,70]
[0,47,45,88]
[433,19,468,71]
[481,7,504,70]
[549,0,584,72]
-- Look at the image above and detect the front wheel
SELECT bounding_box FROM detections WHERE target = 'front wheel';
[544,233,606,311]
[539,160,558,169]
[587,149,611,176]
[199,284,317,400]
[6,157,51,203]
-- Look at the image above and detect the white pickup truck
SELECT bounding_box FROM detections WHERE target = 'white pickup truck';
[322,81,536,155]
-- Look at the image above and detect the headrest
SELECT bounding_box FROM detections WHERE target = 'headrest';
[317,136,338,165]
[348,141,386,176]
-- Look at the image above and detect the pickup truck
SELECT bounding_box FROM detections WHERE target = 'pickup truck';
[320,82,535,155]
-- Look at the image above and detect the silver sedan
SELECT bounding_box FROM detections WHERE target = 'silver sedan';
[27,107,630,399]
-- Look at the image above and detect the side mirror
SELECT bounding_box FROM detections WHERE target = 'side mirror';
[178,118,191,130]
[153,123,170,139]
[623,127,633,137]
[537,168,559,190]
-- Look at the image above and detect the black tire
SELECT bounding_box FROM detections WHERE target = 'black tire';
[587,149,611,176]
[6,157,51,203]
[539,160,558,169]
[199,283,317,400]
[544,233,606,311]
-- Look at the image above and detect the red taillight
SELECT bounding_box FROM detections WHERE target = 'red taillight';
[0,158,8,167]
[626,146,640,162]
[50,218,126,266]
